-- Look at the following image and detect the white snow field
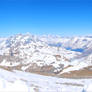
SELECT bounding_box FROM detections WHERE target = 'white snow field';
[0,68,92,92]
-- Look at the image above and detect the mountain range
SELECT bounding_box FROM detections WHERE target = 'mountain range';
[0,33,92,78]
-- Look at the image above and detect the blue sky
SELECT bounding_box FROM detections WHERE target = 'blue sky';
[0,0,92,36]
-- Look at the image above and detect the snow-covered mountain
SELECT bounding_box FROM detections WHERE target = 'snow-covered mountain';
[0,33,92,77]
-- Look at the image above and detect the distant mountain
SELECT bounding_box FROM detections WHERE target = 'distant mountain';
[0,33,92,78]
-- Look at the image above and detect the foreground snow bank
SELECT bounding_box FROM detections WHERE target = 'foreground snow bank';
[0,79,35,92]
[0,68,92,92]
[82,83,92,92]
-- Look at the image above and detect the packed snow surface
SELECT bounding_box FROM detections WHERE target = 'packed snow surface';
[0,68,92,92]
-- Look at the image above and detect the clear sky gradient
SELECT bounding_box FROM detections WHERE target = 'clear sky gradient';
[0,0,92,36]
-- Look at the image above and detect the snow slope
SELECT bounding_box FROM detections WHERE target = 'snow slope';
[0,68,92,92]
